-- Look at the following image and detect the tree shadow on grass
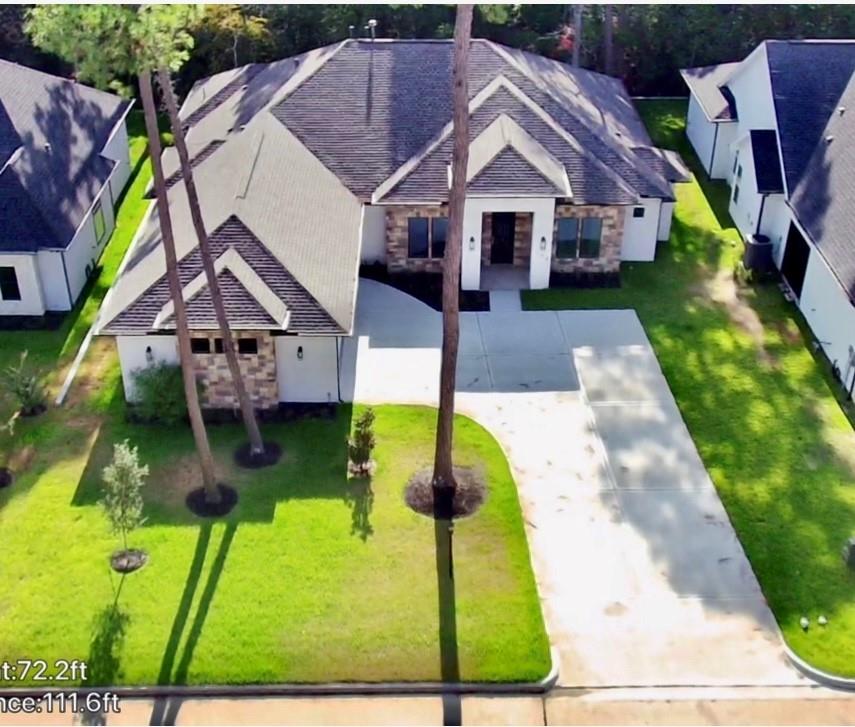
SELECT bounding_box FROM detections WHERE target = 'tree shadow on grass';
[149,522,236,726]
[435,517,461,726]
[344,475,374,541]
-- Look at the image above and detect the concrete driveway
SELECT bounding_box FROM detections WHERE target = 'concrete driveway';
[340,280,802,688]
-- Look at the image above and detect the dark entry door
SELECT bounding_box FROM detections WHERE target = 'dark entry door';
[491,212,516,264]
[781,222,810,299]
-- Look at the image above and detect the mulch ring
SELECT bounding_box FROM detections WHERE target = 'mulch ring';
[186,483,239,518]
[0,468,12,489]
[110,549,148,574]
[405,466,486,520]
[19,403,47,418]
[233,441,283,469]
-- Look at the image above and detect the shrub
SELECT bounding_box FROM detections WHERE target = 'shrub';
[1,351,47,416]
[101,440,148,553]
[347,407,376,475]
[131,363,187,425]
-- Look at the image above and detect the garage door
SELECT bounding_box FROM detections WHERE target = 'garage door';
[781,222,810,299]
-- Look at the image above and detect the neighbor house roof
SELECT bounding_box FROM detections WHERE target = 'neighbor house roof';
[749,129,784,194]
[790,73,855,300]
[680,63,740,121]
[103,39,681,336]
[0,59,131,253]
[766,40,855,193]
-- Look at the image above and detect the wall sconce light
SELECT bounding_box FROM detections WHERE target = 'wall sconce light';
[468,236,475,251]
[145,345,154,365]
[539,236,547,251]
[297,345,304,360]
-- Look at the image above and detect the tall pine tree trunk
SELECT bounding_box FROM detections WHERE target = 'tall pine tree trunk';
[432,4,473,516]
[139,71,221,504]
[157,68,266,457]
[603,5,614,75]
[572,5,584,67]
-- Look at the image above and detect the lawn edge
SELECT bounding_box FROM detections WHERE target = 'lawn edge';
[0,649,559,697]
[783,642,855,691]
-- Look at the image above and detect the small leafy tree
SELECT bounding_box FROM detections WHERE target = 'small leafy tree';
[348,408,376,476]
[2,351,47,416]
[101,440,148,554]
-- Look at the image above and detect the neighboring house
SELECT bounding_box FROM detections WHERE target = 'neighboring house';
[100,38,688,410]
[682,40,855,399]
[0,60,133,319]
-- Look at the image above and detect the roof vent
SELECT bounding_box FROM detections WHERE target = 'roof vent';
[826,134,834,143]
[839,106,846,116]
[366,18,377,41]
[44,142,51,152]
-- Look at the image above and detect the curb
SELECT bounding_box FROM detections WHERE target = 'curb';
[783,643,855,692]
[0,648,559,700]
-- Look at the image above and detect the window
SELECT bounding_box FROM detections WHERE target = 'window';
[732,153,739,174]
[579,218,603,258]
[237,338,258,354]
[214,338,224,354]
[633,207,645,218]
[190,338,211,354]
[555,218,578,259]
[736,164,743,180]
[93,201,107,243]
[0,267,21,301]
[733,184,740,204]
[431,217,448,258]
[407,218,429,258]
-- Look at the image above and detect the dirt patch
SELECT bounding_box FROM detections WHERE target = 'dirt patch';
[110,548,148,574]
[155,453,237,509]
[7,444,35,475]
[695,268,775,366]
[405,466,486,519]
[186,483,238,518]
[234,441,283,469]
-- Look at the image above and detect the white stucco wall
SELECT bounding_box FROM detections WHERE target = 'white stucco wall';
[64,180,118,305]
[275,336,340,403]
[116,334,179,401]
[0,254,45,316]
[727,44,777,136]
[728,135,763,239]
[102,120,131,202]
[360,204,387,264]
[621,198,661,261]
[658,200,675,241]
[799,249,855,398]
[686,94,717,177]
[35,250,71,311]
[461,197,555,289]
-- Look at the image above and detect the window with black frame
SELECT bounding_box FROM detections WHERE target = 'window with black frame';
[0,267,21,301]
[579,218,603,258]
[407,218,429,258]
[431,217,448,258]
[555,218,578,259]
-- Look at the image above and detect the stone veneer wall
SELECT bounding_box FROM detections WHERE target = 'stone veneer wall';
[192,331,278,409]
[551,204,624,274]
[513,213,533,267]
[480,213,492,264]
[386,205,447,273]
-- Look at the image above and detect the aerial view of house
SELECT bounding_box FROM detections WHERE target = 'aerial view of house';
[99,38,688,409]
[1,5,855,727]
[0,60,133,319]
[682,40,855,395]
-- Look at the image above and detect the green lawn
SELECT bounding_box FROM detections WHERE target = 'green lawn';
[0,399,550,685]
[0,111,156,419]
[524,99,855,677]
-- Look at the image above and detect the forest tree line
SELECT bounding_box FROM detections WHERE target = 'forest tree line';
[3,4,855,97]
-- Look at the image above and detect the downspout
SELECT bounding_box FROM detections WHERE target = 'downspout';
[755,194,767,236]
[59,250,73,309]
[336,336,342,403]
[709,122,720,174]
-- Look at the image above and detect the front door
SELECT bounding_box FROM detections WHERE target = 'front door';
[491,212,516,264]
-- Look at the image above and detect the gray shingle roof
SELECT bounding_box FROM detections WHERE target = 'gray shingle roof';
[103,215,343,334]
[100,113,361,336]
[790,74,855,301]
[680,63,740,121]
[749,129,784,194]
[468,146,563,196]
[0,59,130,252]
[766,41,855,193]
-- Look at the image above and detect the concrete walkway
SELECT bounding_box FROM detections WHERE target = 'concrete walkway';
[340,280,803,689]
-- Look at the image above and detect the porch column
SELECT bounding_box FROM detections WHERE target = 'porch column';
[529,199,555,289]
[461,199,482,290]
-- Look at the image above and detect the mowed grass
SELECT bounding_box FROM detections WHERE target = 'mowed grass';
[0,397,550,685]
[524,99,855,677]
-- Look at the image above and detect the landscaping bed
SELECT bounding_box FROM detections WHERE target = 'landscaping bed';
[360,264,490,312]
[523,99,855,678]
